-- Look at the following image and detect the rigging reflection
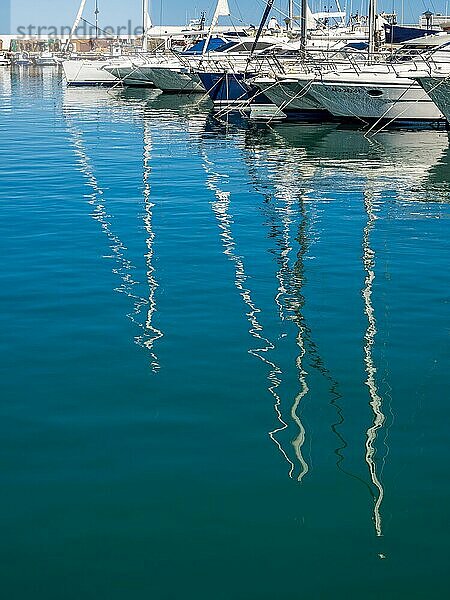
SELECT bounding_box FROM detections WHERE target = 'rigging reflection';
[243,147,315,482]
[137,113,163,371]
[63,89,163,369]
[61,88,450,537]
[201,146,297,477]
[245,139,359,483]
[238,122,449,528]
[362,187,386,539]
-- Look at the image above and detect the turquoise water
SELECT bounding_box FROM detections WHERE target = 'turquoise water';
[1,67,449,599]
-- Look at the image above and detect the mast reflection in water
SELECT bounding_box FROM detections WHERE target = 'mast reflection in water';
[63,88,164,369]
[237,121,450,534]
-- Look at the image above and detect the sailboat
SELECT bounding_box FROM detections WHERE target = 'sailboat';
[103,36,230,92]
[34,50,58,66]
[416,73,450,123]
[406,43,450,123]
[194,0,371,116]
[0,53,11,67]
[286,34,449,125]
[63,0,153,86]
[253,2,450,124]
[105,0,245,92]
[12,52,33,66]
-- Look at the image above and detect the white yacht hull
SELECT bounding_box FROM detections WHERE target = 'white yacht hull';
[63,60,118,86]
[255,78,330,120]
[146,67,204,93]
[104,62,156,87]
[307,78,444,123]
[416,76,450,123]
[35,58,58,66]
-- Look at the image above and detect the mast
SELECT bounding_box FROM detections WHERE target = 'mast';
[141,111,163,372]
[368,0,377,58]
[288,0,294,30]
[300,0,308,53]
[65,0,88,50]
[142,0,149,51]
[251,0,275,55]
[141,1,153,52]
[202,0,230,56]
[95,0,99,40]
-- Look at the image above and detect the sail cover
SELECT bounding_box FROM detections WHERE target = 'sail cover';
[214,0,231,18]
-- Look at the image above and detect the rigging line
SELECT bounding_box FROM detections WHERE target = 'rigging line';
[210,54,299,122]
[159,0,163,30]
[310,79,371,127]
[364,80,416,138]
[225,4,236,25]
[72,60,89,85]
[211,69,291,122]
[230,0,245,24]
[106,71,127,93]
[79,18,117,39]
[254,0,292,21]
[266,78,316,126]
[107,62,157,94]
[105,58,160,94]
[369,73,450,137]
[195,74,227,106]
[212,86,256,120]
